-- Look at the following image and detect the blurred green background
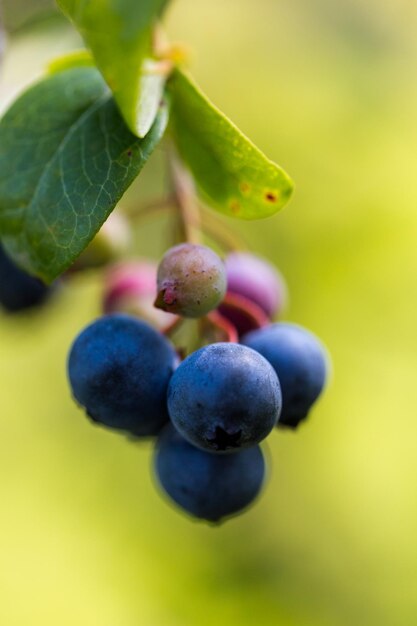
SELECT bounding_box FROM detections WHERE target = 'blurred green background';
[1,1,417,624]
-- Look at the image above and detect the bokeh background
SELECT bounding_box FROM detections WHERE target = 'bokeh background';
[1,1,417,624]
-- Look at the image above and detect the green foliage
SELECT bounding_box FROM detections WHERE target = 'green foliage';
[47,49,94,74]
[0,67,168,282]
[168,69,294,220]
[0,1,294,281]
[56,0,170,138]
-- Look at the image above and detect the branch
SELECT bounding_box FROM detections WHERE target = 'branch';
[168,148,201,245]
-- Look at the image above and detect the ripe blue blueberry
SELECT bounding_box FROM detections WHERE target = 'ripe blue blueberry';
[0,243,52,312]
[155,424,266,522]
[242,323,328,428]
[155,243,227,318]
[167,342,281,452]
[67,314,178,436]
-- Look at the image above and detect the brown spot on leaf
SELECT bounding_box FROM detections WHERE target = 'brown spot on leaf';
[265,192,277,203]
[240,182,250,194]
[230,199,241,214]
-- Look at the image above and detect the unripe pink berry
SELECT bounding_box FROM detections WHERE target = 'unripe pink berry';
[104,261,176,331]
[155,244,227,318]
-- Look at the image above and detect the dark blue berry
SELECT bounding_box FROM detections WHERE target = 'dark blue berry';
[167,342,281,453]
[242,323,328,429]
[67,314,178,436]
[155,425,266,522]
[0,243,52,312]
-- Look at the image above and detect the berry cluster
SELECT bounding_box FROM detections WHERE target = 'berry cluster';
[67,243,329,523]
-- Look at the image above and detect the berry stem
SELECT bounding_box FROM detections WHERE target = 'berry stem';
[128,195,176,220]
[200,311,238,344]
[129,198,247,253]
[168,148,201,245]
[197,206,248,252]
[161,316,183,337]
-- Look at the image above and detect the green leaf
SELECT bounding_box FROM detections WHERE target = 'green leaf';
[168,70,294,220]
[0,66,169,282]
[47,49,94,74]
[57,0,170,138]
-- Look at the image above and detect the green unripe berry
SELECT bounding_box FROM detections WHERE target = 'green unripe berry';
[155,243,227,318]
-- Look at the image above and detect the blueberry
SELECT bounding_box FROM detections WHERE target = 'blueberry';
[242,323,329,429]
[155,243,227,318]
[225,252,287,318]
[0,243,52,312]
[67,314,178,436]
[167,342,281,452]
[155,425,266,522]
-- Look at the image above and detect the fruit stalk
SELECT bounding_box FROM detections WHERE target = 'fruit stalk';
[169,148,201,245]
